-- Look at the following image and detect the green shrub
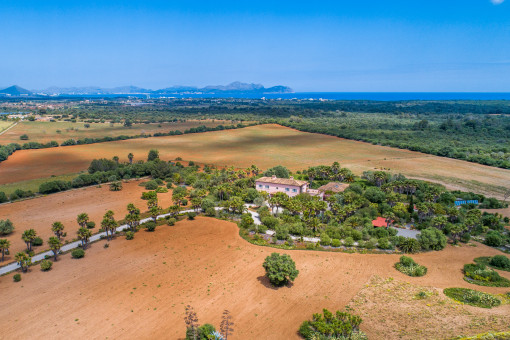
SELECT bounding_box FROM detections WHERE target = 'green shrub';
[463,263,510,287]
[144,180,159,190]
[343,237,355,247]
[444,288,501,308]
[320,233,331,246]
[331,239,341,247]
[399,238,421,253]
[185,323,217,340]
[0,219,14,235]
[32,237,43,246]
[298,309,365,339]
[40,260,52,271]
[489,255,510,270]
[13,273,21,282]
[417,227,447,250]
[205,207,216,217]
[166,182,173,189]
[261,216,279,229]
[144,221,157,232]
[125,231,135,240]
[167,217,177,226]
[155,187,168,193]
[257,224,268,234]
[275,225,289,240]
[306,243,316,250]
[71,249,85,259]
[395,256,427,277]
[377,237,392,250]
[187,212,196,220]
[86,221,96,229]
[262,253,299,286]
[485,233,503,247]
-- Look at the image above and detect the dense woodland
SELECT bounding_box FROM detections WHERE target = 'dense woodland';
[2,98,510,168]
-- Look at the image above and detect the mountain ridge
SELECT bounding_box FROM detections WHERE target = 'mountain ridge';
[6,82,294,96]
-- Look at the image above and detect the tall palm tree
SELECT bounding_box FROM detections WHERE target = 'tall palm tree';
[48,236,62,261]
[126,203,141,232]
[128,153,134,164]
[21,229,37,252]
[0,239,10,262]
[15,252,31,272]
[51,221,65,240]
[77,227,92,248]
[77,213,90,229]
[101,210,117,241]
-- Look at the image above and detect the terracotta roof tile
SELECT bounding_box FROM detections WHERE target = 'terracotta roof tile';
[256,176,308,187]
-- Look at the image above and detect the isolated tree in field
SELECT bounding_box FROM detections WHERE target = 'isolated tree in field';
[77,213,90,229]
[128,152,134,164]
[262,253,299,287]
[184,305,199,340]
[21,229,37,252]
[101,210,118,241]
[220,310,234,340]
[148,149,159,161]
[112,155,119,164]
[0,219,14,235]
[15,252,31,272]
[0,239,10,262]
[125,203,141,232]
[77,227,92,248]
[48,236,62,261]
[51,221,66,240]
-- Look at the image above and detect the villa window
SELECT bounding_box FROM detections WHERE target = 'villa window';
[293,189,297,192]
[265,185,269,189]
[285,188,289,191]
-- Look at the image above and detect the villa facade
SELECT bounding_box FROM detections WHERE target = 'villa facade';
[255,175,308,197]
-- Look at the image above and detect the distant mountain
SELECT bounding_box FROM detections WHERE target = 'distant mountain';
[40,85,151,95]
[3,82,293,96]
[0,85,33,96]
[156,82,293,94]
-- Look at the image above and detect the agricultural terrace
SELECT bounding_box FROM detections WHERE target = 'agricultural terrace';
[1,217,509,339]
[0,119,238,144]
[0,125,509,199]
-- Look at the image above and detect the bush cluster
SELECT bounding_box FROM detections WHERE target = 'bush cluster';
[463,263,510,287]
[444,288,501,308]
[395,256,427,277]
[299,309,366,340]
[71,249,85,259]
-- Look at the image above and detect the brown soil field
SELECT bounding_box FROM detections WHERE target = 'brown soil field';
[0,119,235,144]
[0,180,173,258]
[1,124,509,198]
[1,217,509,339]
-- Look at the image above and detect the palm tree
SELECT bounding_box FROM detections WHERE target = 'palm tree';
[77,213,90,229]
[48,236,62,261]
[149,205,162,223]
[128,153,134,164]
[125,203,140,232]
[101,210,117,241]
[21,229,37,252]
[51,221,65,240]
[77,227,92,248]
[15,252,31,272]
[0,239,10,262]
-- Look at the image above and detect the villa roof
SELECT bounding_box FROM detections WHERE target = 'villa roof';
[372,217,388,228]
[256,176,308,187]
[318,182,349,193]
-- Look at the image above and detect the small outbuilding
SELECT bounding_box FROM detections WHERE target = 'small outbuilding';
[372,217,388,228]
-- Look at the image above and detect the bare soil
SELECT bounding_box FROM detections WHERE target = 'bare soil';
[0,180,173,258]
[1,217,508,339]
[0,124,508,198]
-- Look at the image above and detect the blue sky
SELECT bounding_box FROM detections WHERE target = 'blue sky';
[0,0,509,91]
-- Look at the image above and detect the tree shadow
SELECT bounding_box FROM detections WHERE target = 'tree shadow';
[257,275,294,290]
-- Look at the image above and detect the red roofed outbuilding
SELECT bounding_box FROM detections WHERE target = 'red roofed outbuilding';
[372,217,388,228]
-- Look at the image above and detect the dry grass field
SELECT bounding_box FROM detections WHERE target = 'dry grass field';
[0,217,508,339]
[1,124,509,198]
[0,180,173,257]
[0,119,235,144]
[0,120,14,133]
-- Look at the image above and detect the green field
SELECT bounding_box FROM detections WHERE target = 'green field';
[0,172,81,195]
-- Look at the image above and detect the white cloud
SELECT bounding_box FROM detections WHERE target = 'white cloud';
[491,0,504,5]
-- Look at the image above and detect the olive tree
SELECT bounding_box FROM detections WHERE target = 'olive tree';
[262,253,299,287]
